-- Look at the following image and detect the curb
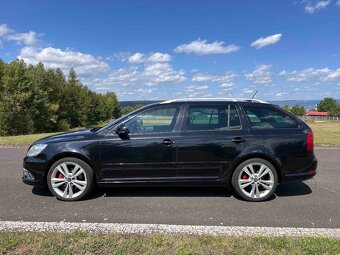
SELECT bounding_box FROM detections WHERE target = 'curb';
[0,221,340,237]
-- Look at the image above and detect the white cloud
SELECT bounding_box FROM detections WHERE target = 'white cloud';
[128,53,145,64]
[279,68,328,82]
[174,39,240,55]
[127,52,172,64]
[337,0,340,5]
[251,34,282,49]
[189,93,213,98]
[147,52,171,62]
[6,31,39,46]
[245,65,273,84]
[0,24,13,36]
[192,72,236,83]
[134,88,154,94]
[142,62,186,84]
[192,72,237,91]
[304,0,331,13]
[94,62,186,88]
[275,92,288,98]
[18,46,110,77]
[0,24,40,46]
[321,68,340,81]
[220,83,234,90]
[243,88,254,94]
[279,67,340,82]
[185,85,210,99]
[186,85,208,92]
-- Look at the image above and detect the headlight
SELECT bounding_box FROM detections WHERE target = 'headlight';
[26,144,48,157]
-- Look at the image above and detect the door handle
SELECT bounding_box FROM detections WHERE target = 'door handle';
[232,137,246,143]
[162,139,175,145]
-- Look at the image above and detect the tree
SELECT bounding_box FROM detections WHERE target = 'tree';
[317,98,337,112]
[121,104,144,115]
[0,59,121,135]
[0,60,34,135]
[282,104,290,112]
[329,104,340,117]
[290,105,305,116]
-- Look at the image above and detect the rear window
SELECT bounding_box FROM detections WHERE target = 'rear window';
[186,105,241,130]
[243,105,299,129]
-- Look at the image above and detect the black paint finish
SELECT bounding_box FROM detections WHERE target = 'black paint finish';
[23,101,317,187]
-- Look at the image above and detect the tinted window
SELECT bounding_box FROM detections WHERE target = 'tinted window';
[125,106,179,134]
[243,105,299,129]
[186,105,241,130]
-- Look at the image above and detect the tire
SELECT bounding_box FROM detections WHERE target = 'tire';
[47,157,94,201]
[231,158,278,202]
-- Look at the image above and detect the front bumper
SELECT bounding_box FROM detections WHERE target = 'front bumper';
[22,156,48,187]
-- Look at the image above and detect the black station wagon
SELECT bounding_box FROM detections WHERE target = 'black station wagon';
[23,98,317,202]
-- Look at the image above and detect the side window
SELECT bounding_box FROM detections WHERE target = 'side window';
[125,106,179,134]
[186,105,241,131]
[243,105,299,129]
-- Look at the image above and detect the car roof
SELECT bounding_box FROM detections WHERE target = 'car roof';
[160,98,269,104]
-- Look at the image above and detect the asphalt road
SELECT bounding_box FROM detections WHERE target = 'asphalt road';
[0,146,339,228]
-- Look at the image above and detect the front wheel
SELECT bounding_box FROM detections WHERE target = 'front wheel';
[232,158,278,202]
[47,157,94,201]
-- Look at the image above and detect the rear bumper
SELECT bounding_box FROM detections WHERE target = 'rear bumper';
[281,156,317,183]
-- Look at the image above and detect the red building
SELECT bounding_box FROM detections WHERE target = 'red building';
[305,111,329,116]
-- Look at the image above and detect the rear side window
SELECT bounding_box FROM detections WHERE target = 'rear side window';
[243,105,299,129]
[186,105,241,130]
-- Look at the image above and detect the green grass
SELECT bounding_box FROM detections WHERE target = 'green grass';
[0,132,62,145]
[0,121,340,145]
[308,121,340,145]
[0,121,111,145]
[0,231,339,255]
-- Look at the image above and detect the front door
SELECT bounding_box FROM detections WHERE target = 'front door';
[176,104,247,181]
[100,105,181,181]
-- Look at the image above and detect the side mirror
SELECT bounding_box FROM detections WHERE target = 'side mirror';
[115,124,130,139]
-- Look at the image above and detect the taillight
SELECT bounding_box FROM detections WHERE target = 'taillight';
[307,131,314,151]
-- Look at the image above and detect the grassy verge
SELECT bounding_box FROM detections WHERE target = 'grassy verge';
[307,121,340,145]
[0,132,61,145]
[0,231,339,255]
[0,121,111,145]
[0,121,340,146]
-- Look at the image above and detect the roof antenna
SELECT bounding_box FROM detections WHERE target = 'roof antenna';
[252,90,258,99]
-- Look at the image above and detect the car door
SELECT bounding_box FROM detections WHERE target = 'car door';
[176,103,248,181]
[100,105,182,181]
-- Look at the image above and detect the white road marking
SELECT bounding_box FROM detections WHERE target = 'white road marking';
[0,221,339,237]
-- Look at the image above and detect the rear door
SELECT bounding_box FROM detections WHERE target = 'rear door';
[176,103,248,181]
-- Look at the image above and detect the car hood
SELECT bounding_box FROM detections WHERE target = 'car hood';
[33,129,96,145]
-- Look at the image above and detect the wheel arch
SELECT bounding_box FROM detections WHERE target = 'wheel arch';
[227,153,283,185]
[45,152,97,184]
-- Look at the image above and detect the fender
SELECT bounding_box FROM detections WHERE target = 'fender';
[220,145,283,183]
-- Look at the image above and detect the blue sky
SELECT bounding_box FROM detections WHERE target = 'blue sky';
[0,0,339,100]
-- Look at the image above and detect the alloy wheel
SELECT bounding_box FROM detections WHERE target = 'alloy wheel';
[50,162,87,199]
[237,162,274,199]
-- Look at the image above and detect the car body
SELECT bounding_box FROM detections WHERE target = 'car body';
[23,98,317,201]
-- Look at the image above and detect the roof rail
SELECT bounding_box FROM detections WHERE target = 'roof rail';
[160,98,269,104]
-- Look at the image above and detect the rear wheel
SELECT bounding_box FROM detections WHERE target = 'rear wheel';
[47,157,94,201]
[232,158,278,202]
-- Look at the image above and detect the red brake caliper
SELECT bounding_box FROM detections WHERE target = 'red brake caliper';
[242,175,248,179]
[57,172,64,179]
[56,172,65,190]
